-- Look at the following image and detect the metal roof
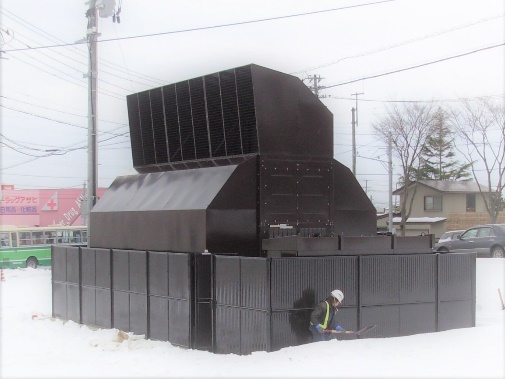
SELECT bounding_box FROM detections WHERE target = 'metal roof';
[92,165,237,212]
[393,180,488,195]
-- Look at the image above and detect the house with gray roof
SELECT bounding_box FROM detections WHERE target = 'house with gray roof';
[390,180,490,239]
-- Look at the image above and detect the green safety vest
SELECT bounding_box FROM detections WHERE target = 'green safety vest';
[311,301,331,328]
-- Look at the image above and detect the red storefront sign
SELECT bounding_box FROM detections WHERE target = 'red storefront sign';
[0,190,40,215]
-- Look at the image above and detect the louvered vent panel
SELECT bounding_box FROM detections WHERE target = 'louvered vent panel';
[128,65,259,169]
[176,81,196,161]
[220,69,242,156]
[235,66,258,154]
[126,94,144,167]
[205,73,226,157]
[163,84,182,162]
[189,78,210,159]
[149,87,168,164]
[138,91,155,165]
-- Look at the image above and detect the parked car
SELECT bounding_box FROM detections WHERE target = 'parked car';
[433,224,505,258]
[435,230,465,245]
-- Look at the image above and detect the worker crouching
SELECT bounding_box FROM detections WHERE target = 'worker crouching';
[309,289,344,342]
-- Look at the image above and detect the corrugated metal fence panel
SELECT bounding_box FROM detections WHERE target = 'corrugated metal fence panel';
[51,246,81,323]
[361,305,400,337]
[361,303,437,338]
[95,288,112,328]
[129,292,148,336]
[66,284,80,322]
[96,248,112,289]
[113,290,129,332]
[66,246,80,284]
[240,309,270,354]
[270,256,358,311]
[361,255,437,306]
[51,245,64,319]
[399,254,437,303]
[81,247,95,286]
[149,296,169,341]
[81,286,95,325]
[400,303,437,336]
[148,251,168,297]
[168,299,191,348]
[112,249,129,291]
[240,257,269,310]
[438,253,476,301]
[438,300,474,331]
[194,302,213,351]
[195,254,212,300]
[193,254,213,351]
[214,255,241,306]
[168,253,190,300]
[129,250,147,294]
[112,291,148,335]
[361,255,400,306]
[270,310,311,351]
[214,306,241,354]
[111,250,148,335]
[438,253,476,331]
[52,282,66,319]
[81,248,112,329]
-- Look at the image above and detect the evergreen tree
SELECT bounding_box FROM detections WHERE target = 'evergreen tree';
[413,108,471,181]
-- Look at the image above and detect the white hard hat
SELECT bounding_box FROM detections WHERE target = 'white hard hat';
[331,289,344,303]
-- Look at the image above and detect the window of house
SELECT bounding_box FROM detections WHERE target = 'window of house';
[424,195,442,211]
[466,194,476,212]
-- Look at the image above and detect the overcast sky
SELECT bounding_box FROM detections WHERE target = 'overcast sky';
[1,0,503,208]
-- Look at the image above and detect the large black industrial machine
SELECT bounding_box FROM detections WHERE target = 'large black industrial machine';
[90,64,376,256]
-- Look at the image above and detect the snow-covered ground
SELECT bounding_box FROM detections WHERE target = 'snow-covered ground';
[1,259,504,378]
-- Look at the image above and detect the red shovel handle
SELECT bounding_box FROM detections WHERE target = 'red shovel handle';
[323,329,350,334]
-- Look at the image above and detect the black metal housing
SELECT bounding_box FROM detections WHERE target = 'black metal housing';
[90,64,376,255]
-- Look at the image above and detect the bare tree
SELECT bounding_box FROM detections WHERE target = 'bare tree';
[373,102,437,236]
[449,98,505,223]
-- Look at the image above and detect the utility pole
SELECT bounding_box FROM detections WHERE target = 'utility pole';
[85,0,98,243]
[351,92,364,127]
[388,132,394,234]
[350,93,363,177]
[305,74,326,98]
[83,0,118,244]
[81,181,88,226]
[351,107,356,176]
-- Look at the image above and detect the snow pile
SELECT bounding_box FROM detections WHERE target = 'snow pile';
[0,259,504,378]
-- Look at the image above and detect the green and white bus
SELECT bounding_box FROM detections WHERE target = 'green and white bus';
[0,225,88,269]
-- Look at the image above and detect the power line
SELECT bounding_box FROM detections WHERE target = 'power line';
[326,93,505,103]
[324,42,505,88]
[291,14,504,74]
[0,6,167,86]
[0,95,128,126]
[1,0,397,53]
[0,104,129,137]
